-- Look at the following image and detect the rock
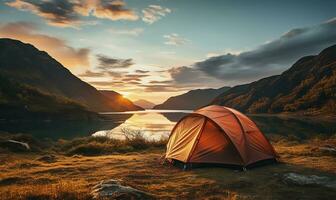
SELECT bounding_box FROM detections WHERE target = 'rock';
[91,179,154,199]
[71,154,82,158]
[36,155,57,163]
[0,140,30,152]
[318,146,336,155]
[282,173,336,189]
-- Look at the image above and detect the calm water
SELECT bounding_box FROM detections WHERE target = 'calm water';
[0,110,334,140]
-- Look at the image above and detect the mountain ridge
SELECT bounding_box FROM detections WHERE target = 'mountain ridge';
[133,99,156,109]
[0,38,141,113]
[154,87,231,110]
[212,44,336,115]
[0,38,139,112]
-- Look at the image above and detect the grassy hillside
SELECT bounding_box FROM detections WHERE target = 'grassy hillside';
[0,75,97,120]
[212,45,336,115]
[0,38,141,112]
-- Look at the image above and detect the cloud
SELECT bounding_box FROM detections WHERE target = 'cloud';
[164,33,189,46]
[108,27,144,36]
[121,74,149,81]
[79,70,105,77]
[6,0,138,27]
[79,70,149,89]
[6,0,80,27]
[96,54,134,69]
[135,70,149,73]
[206,48,243,58]
[135,66,224,93]
[141,84,180,92]
[195,18,336,84]
[79,0,138,21]
[142,5,171,24]
[168,66,215,84]
[78,69,125,79]
[149,80,173,84]
[88,80,125,86]
[0,21,90,69]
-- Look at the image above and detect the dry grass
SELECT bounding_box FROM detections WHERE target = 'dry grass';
[1,180,91,200]
[0,134,335,200]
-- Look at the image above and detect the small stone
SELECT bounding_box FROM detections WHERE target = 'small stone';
[318,146,336,155]
[1,140,30,152]
[36,155,57,163]
[91,179,154,199]
[282,173,336,189]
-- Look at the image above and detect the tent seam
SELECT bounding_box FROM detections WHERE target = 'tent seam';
[190,113,246,165]
[227,109,249,166]
[186,117,207,162]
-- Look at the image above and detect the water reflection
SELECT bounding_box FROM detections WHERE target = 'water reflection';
[0,114,133,140]
[94,110,191,140]
[0,110,334,141]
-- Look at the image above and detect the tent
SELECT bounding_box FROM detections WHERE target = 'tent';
[165,105,277,169]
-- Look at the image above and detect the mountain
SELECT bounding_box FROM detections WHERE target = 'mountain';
[212,45,336,115]
[0,74,97,120]
[153,87,231,110]
[0,38,141,113]
[133,99,155,109]
[100,90,143,110]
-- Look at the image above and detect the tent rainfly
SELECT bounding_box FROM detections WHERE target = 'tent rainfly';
[165,105,277,169]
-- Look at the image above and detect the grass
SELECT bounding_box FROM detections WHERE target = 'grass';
[0,129,167,156]
[1,180,91,200]
[0,132,335,199]
[58,128,167,156]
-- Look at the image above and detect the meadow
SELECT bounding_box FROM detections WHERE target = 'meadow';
[0,131,335,200]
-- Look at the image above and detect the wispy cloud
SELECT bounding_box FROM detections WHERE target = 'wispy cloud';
[164,33,189,46]
[142,5,171,24]
[0,21,90,69]
[6,0,138,28]
[108,27,144,36]
[135,70,149,73]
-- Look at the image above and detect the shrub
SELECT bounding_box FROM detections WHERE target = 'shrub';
[56,128,168,156]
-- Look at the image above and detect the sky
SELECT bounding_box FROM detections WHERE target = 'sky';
[0,0,336,104]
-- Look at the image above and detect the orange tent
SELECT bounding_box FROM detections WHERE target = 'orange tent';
[165,105,277,169]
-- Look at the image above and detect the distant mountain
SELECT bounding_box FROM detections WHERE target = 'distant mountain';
[153,87,231,110]
[212,45,336,115]
[0,38,141,113]
[100,90,143,110]
[133,99,155,109]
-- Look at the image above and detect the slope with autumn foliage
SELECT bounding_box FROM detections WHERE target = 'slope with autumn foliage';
[212,45,336,115]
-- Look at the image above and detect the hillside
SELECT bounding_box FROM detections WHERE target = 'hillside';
[99,90,143,111]
[212,45,336,115]
[0,38,141,112]
[0,75,97,120]
[133,99,156,109]
[154,87,230,110]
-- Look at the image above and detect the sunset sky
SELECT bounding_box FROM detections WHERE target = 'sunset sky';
[0,0,336,103]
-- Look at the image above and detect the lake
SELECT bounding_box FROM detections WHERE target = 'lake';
[0,109,334,140]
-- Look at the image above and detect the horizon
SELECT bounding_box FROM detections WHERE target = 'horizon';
[1,0,336,104]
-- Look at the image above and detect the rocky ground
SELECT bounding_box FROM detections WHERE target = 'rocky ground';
[0,135,335,200]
